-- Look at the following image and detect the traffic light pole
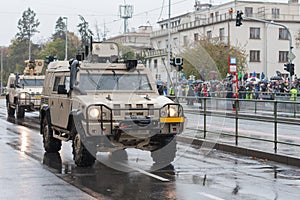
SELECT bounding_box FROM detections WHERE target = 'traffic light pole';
[243,16,294,82]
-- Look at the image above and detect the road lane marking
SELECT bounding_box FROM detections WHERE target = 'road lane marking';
[198,192,225,200]
[117,162,170,182]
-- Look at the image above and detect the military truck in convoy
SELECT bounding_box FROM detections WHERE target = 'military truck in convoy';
[6,60,45,119]
[40,42,185,167]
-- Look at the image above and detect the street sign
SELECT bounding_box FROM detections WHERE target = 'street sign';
[288,52,296,61]
[229,65,237,73]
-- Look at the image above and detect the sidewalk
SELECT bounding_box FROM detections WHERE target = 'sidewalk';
[0,139,96,200]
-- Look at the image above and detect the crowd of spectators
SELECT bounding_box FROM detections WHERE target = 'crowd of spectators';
[158,73,300,102]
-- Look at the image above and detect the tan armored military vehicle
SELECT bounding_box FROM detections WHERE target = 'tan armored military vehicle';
[6,60,45,119]
[40,42,185,167]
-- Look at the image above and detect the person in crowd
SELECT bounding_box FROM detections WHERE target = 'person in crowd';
[290,86,298,101]
[169,85,175,96]
[186,85,195,105]
[202,83,208,97]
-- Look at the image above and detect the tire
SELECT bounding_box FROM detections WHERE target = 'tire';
[6,101,15,117]
[42,116,62,153]
[16,105,25,119]
[72,131,96,167]
[151,138,177,165]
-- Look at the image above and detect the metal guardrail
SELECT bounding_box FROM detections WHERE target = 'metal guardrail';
[177,96,300,157]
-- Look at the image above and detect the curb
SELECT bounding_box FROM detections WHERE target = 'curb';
[177,136,300,167]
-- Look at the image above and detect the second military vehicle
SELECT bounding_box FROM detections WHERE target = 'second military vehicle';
[40,42,185,167]
[6,60,45,119]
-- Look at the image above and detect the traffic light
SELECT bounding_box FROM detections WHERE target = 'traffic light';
[170,58,175,66]
[236,11,243,26]
[290,63,295,76]
[284,63,290,72]
[170,57,183,71]
[174,57,183,66]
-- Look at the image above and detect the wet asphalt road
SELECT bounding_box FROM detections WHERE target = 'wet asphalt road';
[0,99,300,200]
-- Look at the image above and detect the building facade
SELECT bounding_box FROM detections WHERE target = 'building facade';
[147,0,300,82]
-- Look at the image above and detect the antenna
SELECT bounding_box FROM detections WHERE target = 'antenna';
[119,4,134,33]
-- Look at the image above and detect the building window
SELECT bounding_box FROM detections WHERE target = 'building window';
[279,51,288,62]
[245,7,253,17]
[279,28,289,40]
[219,28,225,41]
[173,37,178,47]
[215,11,219,21]
[157,41,161,49]
[250,27,260,39]
[194,33,199,41]
[250,50,260,62]
[207,31,212,40]
[272,8,280,19]
[165,39,168,49]
[183,35,188,46]
[154,59,158,69]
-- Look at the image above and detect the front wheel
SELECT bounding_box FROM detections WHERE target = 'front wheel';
[72,131,96,167]
[6,101,15,117]
[151,138,177,165]
[42,116,61,153]
[16,105,25,119]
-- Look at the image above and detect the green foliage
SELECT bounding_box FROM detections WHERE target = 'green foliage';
[38,33,81,62]
[181,39,247,80]
[37,39,65,60]
[15,8,40,41]
[118,43,135,60]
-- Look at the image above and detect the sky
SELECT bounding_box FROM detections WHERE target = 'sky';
[0,0,287,46]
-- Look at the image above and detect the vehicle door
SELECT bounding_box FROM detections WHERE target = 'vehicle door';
[58,75,71,129]
[49,73,64,127]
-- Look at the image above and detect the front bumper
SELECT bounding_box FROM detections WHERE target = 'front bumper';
[18,93,41,110]
[75,103,185,140]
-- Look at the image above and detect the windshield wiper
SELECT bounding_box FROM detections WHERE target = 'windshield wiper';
[112,70,119,90]
[86,70,101,90]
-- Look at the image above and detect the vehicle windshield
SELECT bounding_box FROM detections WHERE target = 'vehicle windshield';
[19,78,44,86]
[79,73,153,91]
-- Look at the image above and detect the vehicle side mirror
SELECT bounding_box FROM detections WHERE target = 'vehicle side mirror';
[57,84,67,94]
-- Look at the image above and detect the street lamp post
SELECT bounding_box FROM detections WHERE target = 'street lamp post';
[0,47,3,95]
[63,17,68,61]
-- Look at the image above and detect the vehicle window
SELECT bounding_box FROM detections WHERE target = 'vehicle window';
[79,74,152,91]
[53,76,61,92]
[64,76,70,93]
[19,78,44,86]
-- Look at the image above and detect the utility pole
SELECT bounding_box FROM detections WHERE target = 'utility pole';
[28,26,31,61]
[0,47,3,95]
[167,0,172,88]
[63,17,68,61]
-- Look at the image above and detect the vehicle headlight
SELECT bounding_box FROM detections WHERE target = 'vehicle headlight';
[20,92,27,99]
[168,107,177,117]
[160,104,183,117]
[88,107,101,120]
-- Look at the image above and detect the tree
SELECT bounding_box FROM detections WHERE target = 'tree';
[77,15,93,46]
[38,32,80,61]
[118,43,135,60]
[52,17,66,41]
[181,39,247,80]
[15,8,40,60]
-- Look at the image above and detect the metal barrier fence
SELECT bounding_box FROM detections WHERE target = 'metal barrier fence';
[176,95,300,157]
